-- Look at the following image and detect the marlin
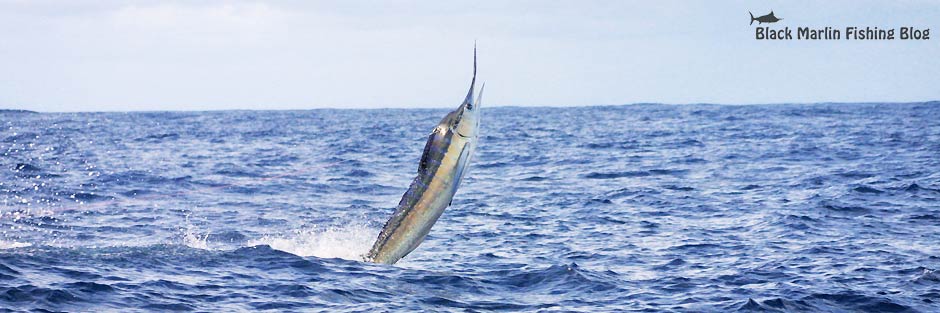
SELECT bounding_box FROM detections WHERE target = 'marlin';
[365,47,483,265]
[750,11,782,25]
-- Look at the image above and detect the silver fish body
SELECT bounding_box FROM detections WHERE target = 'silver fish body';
[366,48,483,265]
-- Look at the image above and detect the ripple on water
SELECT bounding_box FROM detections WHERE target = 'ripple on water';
[2,104,939,311]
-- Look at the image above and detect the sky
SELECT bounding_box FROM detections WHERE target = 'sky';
[1,0,938,112]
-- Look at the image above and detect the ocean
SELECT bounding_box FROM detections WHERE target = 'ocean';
[1,103,939,312]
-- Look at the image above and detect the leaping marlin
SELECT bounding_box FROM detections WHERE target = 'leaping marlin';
[365,46,483,265]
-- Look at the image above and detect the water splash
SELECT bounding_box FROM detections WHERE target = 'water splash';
[249,224,378,261]
[182,226,211,250]
[181,214,211,250]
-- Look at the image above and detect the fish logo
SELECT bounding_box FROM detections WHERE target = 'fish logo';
[749,11,782,25]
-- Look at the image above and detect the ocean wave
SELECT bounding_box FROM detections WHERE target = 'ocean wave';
[2,104,938,311]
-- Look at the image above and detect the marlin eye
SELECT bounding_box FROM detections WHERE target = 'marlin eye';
[466,103,473,110]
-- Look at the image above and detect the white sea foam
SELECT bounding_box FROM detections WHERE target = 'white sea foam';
[0,240,32,249]
[248,224,378,261]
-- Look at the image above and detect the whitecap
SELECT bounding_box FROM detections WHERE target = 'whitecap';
[248,224,377,261]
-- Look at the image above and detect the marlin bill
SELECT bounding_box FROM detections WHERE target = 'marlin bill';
[365,47,484,265]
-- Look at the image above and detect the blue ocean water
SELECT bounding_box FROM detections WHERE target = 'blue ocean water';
[1,103,939,312]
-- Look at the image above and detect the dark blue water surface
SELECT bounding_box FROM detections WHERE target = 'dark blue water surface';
[2,103,939,312]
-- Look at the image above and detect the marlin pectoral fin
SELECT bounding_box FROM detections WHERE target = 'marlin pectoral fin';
[451,142,473,192]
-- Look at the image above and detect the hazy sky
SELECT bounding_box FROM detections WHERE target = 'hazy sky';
[1,1,938,112]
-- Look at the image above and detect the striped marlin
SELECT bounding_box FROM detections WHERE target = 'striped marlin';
[365,47,483,265]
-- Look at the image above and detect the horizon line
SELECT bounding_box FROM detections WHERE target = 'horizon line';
[2,100,938,114]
